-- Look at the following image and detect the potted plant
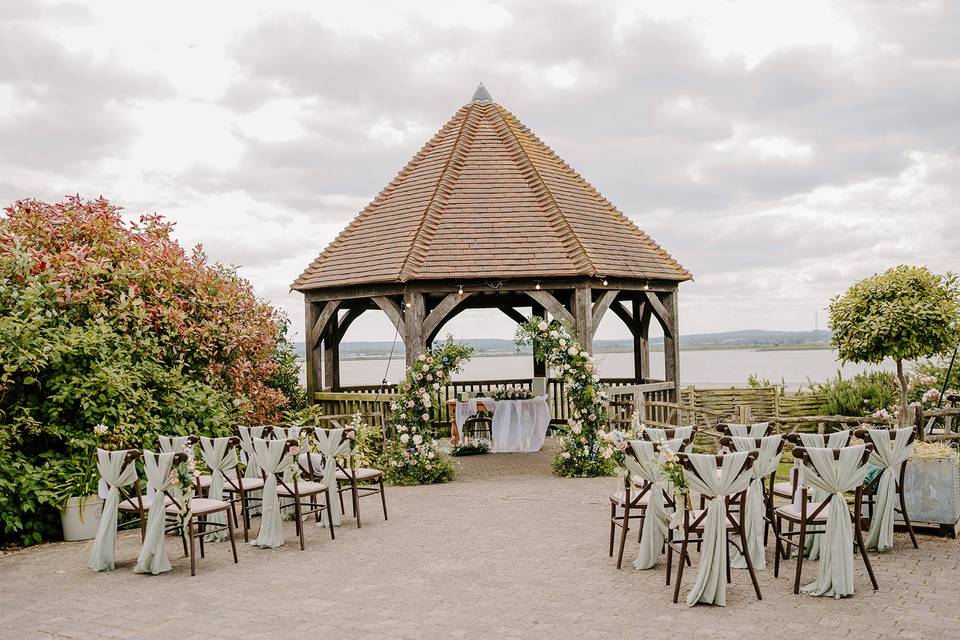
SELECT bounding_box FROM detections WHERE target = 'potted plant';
[43,455,104,541]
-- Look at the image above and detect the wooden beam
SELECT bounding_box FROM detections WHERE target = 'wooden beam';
[591,290,619,337]
[610,300,636,337]
[525,290,575,327]
[372,296,405,336]
[311,300,341,347]
[498,306,529,325]
[403,292,426,368]
[422,292,474,339]
[637,299,651,382]
[304,301,321,399]
[531,304,546,378]
[572,286,592,351]
[323,313,340,391]
[661,290,680,399]
[644,291,673,338]
[335,308,365,341]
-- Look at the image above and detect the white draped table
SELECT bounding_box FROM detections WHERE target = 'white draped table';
[449,396,551,453]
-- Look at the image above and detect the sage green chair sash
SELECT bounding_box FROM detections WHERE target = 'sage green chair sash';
[645,425,695,441]
[238,426,269,515]
[250,438,292,548]
[199,437,237,542]
[729,435,782,570]
[87,449,138,572]
[683,451,752,606]
[864,428,914,552]
[313,428,350,526]
[799,431,851,559]
[626,437,684,570]
[134,451,178,575]
[798,445,870,598]
[726,423,770,438]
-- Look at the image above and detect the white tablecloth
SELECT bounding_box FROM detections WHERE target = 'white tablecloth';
[456,396,551,453]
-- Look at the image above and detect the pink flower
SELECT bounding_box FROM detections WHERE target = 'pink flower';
[289,445,300,456]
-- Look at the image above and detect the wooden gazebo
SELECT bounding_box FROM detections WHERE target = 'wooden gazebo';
[293,85,691,401]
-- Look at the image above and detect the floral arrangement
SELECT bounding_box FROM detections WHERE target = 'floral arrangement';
[385,337,473,485]
[172,452,198,528]
[451,439,490,456]
[487,387,534,401]
[516,318,612,477]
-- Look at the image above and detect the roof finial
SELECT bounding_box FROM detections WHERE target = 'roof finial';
[471,82,492,102]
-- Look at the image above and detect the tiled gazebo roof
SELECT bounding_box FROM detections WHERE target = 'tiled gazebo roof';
[292,86,691,292]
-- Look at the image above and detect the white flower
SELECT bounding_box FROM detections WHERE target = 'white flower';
[561,451,571,459]
[413,434,423,445]
[601,448,613,459]
[427,451,435,459]
[923,388,941,403]
[397,424,407,432]
[418,354,427,361]
[422,396,432,409]
[537,321,548,331]
[425,463,432,470]
[421,412,430,421]
[421,364,429,372]
[93,423,108,436]
[571,422,582,435]
[400,434,410,444]
[407,400,415,408]
[567,346,578,356]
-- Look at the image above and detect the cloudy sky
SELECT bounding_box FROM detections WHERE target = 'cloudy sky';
[3,0,958,343]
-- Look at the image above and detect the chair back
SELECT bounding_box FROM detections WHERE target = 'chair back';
[158,435,198,454]
[720,435,783,480]
[642,425,696,442]
[199,436,241,490]
[784,430,851,448]
[625,438,689,484]
[679,450,757,500]
[717,422,772,438]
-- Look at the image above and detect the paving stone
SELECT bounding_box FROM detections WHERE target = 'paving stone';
[0,439,957,639]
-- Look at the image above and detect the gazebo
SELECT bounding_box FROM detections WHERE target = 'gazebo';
[293,85,691,402]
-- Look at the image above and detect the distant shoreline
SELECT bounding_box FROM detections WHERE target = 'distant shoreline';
[333,343,834,361]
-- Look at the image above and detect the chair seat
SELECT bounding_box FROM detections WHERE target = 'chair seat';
[197,475,213,489]
[775,501,831,523]
[118,495,172,512]
[610,491,650,507]
[336,467,383,481]
[772,481,794,497]
[169,497,230,516]
[223,477,265,492]
[277,481,327,497]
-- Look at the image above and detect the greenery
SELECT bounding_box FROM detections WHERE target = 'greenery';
[829,265,960,424]
[384,338,473,485]
[0,197,303,546]
[810,370,899,417]
[516,318,612,477]
[451,439,490,456]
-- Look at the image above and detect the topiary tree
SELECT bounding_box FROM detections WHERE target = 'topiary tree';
[829,265,960,425]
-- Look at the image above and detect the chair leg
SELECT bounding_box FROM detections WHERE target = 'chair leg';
[226,508,238,564]
[325,487,336,540]
[665,538,673,586]
[793,523,806,595]
[198,517,206,559]
[293,493,305,551]
[188,518,197,577]
[616,502,630,570]
[180,524,189,558]
[379,477,388,520]
[353,480,361,529]
[609,503,616,557]
[673,536,689,604]
[899,485,919,549]
[773,516,782,578]
[854,513,879,590]
[738,525,762,601]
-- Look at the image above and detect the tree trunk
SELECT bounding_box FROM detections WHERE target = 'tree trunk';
[896,358,909,426]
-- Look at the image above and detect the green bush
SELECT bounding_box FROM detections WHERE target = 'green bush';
[810,370,899,417]
[0,197,304,546]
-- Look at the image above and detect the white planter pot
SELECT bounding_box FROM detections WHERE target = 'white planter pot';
[897,455,960,537]
[60,495,104,541]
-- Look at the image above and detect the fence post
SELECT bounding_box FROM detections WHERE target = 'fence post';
[912,405,924,442]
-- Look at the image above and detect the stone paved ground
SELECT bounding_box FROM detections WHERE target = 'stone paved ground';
[1,440,958,640]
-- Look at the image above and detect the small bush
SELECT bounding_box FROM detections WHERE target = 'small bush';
[811,370,899,417]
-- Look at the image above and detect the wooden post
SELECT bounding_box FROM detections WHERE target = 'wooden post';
[304,301,320,401]
[635,298,651,383]
[323,312,340,391]
[403,291,426,368]
[532,303,546,377]
[661,289,680,402]
[572,285,592,352]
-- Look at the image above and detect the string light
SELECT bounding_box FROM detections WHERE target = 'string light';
[644,282,650,290]
[458,284,464,295]
[602,278,608,286]
[405,301,412,308]
[535,281,541,290]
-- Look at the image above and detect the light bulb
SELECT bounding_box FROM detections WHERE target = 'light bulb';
[535,282,541,290]
[405,302,412,308]
[644,283,650,290]
[458,285,464,295]
[602,279,608,286]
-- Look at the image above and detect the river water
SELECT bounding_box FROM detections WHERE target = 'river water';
[328,349,894,390]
